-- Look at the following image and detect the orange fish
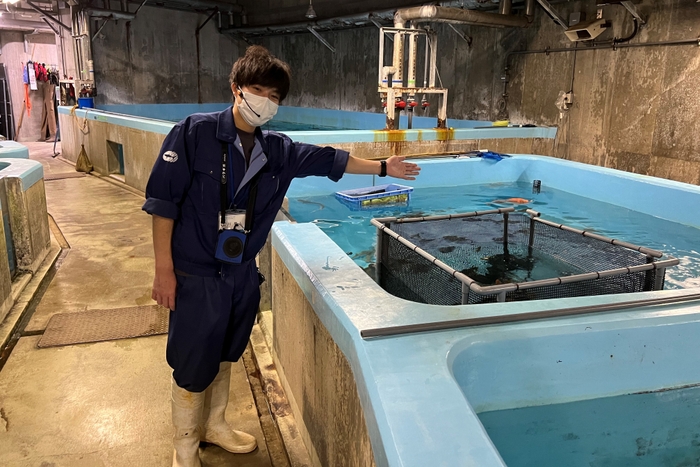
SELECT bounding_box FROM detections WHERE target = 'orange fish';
[491,198,532,204]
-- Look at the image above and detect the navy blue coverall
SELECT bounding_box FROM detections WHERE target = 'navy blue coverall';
[143,107,349,392]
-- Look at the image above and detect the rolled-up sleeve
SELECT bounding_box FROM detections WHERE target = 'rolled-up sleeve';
[142,120,194,219]
[285,137,349,182]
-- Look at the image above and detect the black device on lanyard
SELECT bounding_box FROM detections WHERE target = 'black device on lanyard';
[215,141,261,264]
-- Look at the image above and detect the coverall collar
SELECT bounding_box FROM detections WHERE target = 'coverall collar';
[216,106,269,154]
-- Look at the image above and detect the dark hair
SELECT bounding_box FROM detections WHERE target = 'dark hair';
[229,46,291,101]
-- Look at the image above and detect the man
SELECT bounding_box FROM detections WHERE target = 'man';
[143,45,420,467]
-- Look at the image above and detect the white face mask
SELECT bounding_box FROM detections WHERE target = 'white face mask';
[237,87,279,127]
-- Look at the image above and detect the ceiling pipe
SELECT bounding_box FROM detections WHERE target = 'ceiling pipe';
[524,0,536,19]
[220,10,395,36]
[25,0,70,31]
[0,19,53,33]
[219,1,486,37]
[42,17,60,34]
[151,0,243,13]
[218,0,584,37]
[394,5,530,28]
[499,0,513,16]
[86,8,136,20]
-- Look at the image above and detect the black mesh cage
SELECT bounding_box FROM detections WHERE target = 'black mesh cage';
[375,211,676,306]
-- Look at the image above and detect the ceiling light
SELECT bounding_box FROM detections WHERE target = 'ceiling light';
[305,0,316,19]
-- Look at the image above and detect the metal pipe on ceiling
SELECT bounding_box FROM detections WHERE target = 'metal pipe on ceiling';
[524,0,535,19]
[499,0,513,16]
[220,10,395,36]
[394,5,530,28]
[86,8,136,20]
[507,36,700,58]
[151,0,242,13]
[0,20,53,33]
[25,0,70,31]
[42,17,59,34]
[219,1,483,37]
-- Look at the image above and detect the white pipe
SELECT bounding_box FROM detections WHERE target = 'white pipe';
[386,86,396,128]
[438,89,448,127]
[382,66,398,81]
[395,5,530,29]
[407,25,418,90]
[428,31,437,88]
[422,33,429,87]
[378,29,385,87]
[391,27,404,87]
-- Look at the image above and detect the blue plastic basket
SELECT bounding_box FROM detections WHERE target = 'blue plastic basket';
[77,97,94,109]
[335,184,413,210]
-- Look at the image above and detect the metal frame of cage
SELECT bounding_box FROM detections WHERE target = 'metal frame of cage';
[371,208,680,305]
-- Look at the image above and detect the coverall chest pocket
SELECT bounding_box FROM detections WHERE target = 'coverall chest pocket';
[254,173,281,213]
[192,156,222,215]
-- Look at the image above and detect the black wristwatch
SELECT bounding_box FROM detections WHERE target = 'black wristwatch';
[379,160,387,177]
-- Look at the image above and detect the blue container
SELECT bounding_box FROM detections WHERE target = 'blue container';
[78,97,94,109]
[335,183,413,210]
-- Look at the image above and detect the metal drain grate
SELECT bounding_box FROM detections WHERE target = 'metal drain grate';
[37,305,169,348]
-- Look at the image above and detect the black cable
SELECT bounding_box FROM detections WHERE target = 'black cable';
[615,18,639,44]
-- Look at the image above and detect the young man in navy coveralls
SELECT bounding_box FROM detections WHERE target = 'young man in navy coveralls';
[143,46,420,467]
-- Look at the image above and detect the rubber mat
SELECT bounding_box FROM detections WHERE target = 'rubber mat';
[37,305,169,348]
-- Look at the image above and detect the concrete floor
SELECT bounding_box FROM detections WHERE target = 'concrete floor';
[0,142,283,466]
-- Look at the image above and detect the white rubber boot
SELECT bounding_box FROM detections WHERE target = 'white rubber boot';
[200,362,258,453]
[172,377,204,467]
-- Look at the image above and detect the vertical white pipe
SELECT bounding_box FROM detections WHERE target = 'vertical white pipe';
[378,28,385,87]
[429,31,437,88]
[407,26,418,89]
[422,33,429,88]
[438,90,448,128]
[386,87,395,129]
[392,15,405,88]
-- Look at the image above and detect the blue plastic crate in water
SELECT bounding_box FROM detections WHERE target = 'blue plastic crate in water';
[335,183,413,210]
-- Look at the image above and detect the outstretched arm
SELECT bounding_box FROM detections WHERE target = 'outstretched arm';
[345,155,421,180]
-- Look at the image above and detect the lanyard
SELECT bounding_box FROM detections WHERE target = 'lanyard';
[220,142,261,233]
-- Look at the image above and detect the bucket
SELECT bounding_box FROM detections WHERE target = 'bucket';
[77,97,94,109]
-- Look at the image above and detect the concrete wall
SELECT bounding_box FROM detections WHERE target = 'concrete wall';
[506,0,700,185]
[248,0,700,184]
[271,247,376,467]
[93,6,240,106]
